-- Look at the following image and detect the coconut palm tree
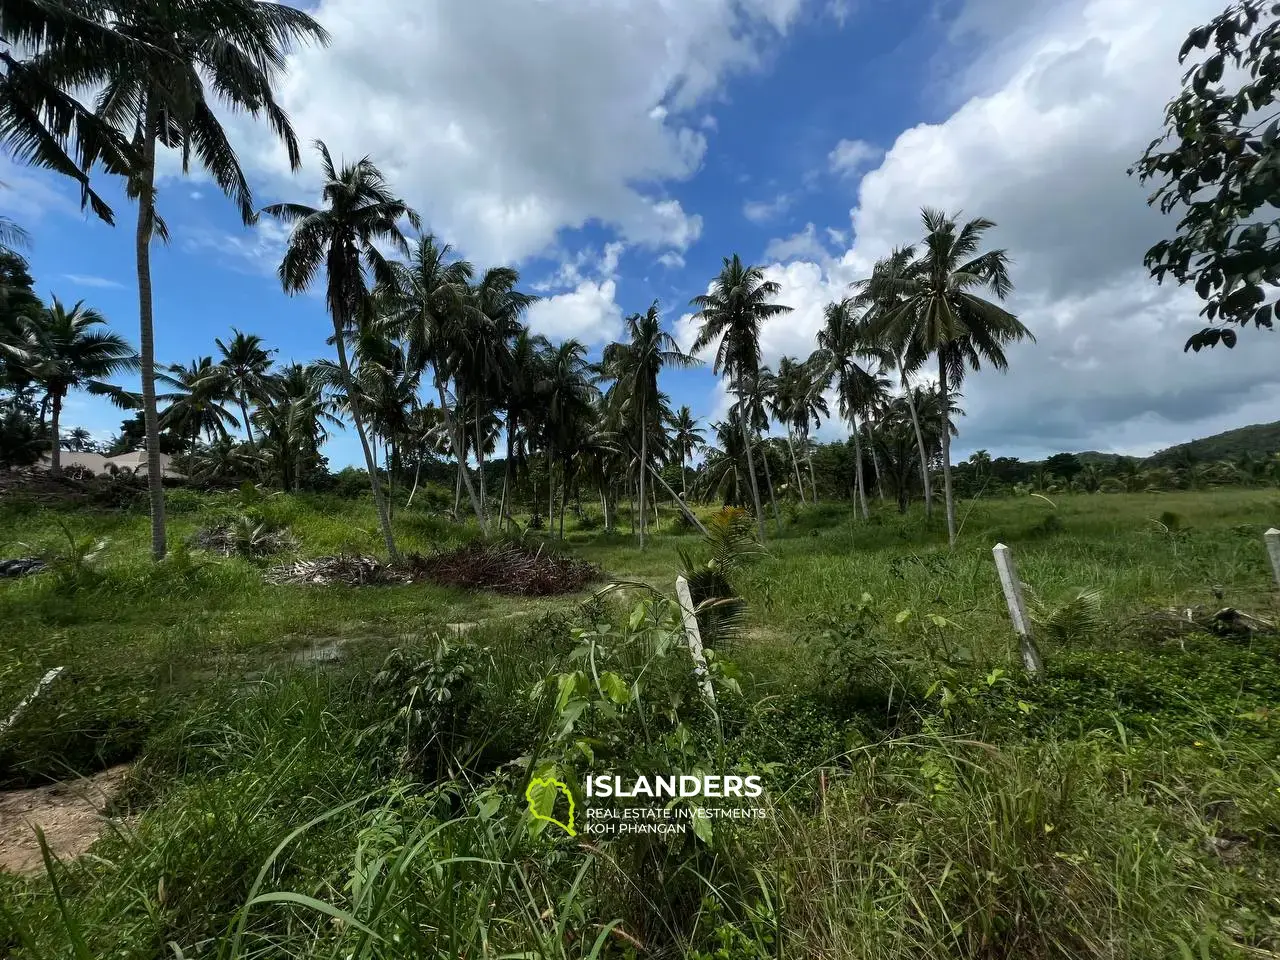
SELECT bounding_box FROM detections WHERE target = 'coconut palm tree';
[0,297,138,474]
[765,357,808,502]
[264,142,419,560]
[157,357,239,457]
[386,234,487,532]
[0,5,137,223]
[855,246,936,518]
[63,426,94,452]
[669,405,704,499]
[215,329,275,446]
[460,266,538,526]
[601,302,700,548]
[538,339,598,538]
[817,298,891,520]
[253,362,337,492]
[498,328,551,528]
[90,0,327,559]
[690,255,791,542]
[870,210,1033,547]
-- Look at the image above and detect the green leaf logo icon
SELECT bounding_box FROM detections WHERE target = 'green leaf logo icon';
[525,776,576,837]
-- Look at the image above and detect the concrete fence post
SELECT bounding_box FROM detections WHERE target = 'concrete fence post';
[675,575,716,705]
[1266,528,1280,589]
[993,543,1044,675]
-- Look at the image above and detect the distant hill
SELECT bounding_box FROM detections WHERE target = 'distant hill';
[1146,420,1280,466]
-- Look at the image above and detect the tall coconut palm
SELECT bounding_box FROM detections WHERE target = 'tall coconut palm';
[215,329,275,446]
[460,266,538,527]
[157,356,239,456]
[91,0,327,559]
[0,4,137,223]
[538,339,597,538]
[669,405,704,499]
[498,328,551,529]
[602,302,700,548]
[817,298,891,520]
[691,255,791,542]
[63,426,94,452]
[873,209,1034,547]
[855,246,936,518]
[387,234,487,533]
[264,143,419,560]
[253,362,337,492]
[0,297,138,474]
[796,351,833,503]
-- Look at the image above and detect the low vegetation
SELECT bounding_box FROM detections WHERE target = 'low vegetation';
[0,486,1277,958]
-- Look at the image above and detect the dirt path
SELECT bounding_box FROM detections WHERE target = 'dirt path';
[0,765,132,874]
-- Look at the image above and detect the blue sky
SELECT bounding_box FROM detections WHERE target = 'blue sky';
[5,0,1279,468]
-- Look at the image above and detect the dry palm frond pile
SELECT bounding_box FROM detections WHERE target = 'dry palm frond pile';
[265,555,402,586]
[406,540,600,596]
[264,541,600,595]
[193,516,300,557]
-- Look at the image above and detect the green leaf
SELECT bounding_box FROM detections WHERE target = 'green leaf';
[895,609,913,624]
[691,808,713,844]
[600,671,631,704]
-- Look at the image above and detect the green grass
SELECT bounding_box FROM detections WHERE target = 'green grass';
[1,486,1279,958]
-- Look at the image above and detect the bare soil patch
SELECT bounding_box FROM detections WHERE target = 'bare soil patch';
[0,764,132,874]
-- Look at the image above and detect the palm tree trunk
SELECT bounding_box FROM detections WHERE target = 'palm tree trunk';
[48,391,62,476]
[785,426,805,503]
[638,393,647,550]
[473,395,487,528]
[453,461,462,520]
[435,380,487,535]
[239,395,255,446]
[648,463,708,535]
[939,359,957,548]
[805,433,819,503]
[681,449,689,499]
[407,455,422,507]
[334,317,398,561]
[901,369,933,517]
[386,439,395,522]
[760,436,783,534]
[136,100,166,561]
[502,415,515,532]
[866,421,885,502]
[738,385,767,542]
[850,413,869,520]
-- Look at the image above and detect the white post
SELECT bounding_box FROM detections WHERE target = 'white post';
[675,575,716,705]
[1267,528,1280,589]
[0,667,65,739]
[992,543,1043,675]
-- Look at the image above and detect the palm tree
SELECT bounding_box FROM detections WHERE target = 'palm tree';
[855,246,936,518]
[602,302,700,548]
[461,266,538,527]
[498,328,551,529]
[538,339,598,538]
[0,6,137,223]
[157,357,240,456]
[265,143,419,560]
[691,255,791,542]
[253,362,337,492]
[796,351,834,502]
[817,298,890,520]
[669,405,704,499]
[765,358,807,502]
[0,297,137,474]
[92,0,327,559]
[215,329,275,446]
[870,210,1033,547]
[63,426,94,452]
[387,234,487,532]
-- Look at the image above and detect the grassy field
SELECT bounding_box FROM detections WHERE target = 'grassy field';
[1,486,1279,958]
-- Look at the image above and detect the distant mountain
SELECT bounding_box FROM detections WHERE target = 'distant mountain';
[1146,420,1280,466]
